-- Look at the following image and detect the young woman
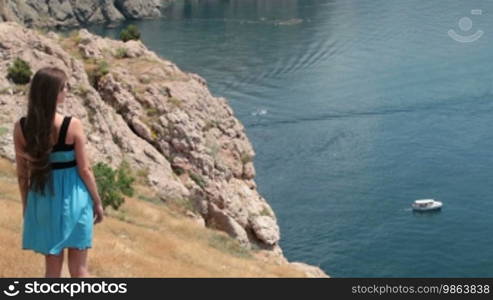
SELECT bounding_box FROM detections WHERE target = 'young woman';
[13,67,105,278]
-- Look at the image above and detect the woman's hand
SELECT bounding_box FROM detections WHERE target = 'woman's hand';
[93,203,104,224]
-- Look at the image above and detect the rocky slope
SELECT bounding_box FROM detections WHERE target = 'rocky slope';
[0,157,318,277]
[0,22,328,277]
[0,0,172,28]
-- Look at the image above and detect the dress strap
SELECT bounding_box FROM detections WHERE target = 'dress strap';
[56,116,72,147]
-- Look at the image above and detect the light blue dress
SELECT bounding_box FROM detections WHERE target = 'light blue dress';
[20,116,94,255]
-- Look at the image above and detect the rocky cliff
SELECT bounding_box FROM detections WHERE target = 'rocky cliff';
[0,22,328,277]
[0,0,172,28]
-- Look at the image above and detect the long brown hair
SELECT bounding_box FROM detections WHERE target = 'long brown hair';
[23,67,67,197]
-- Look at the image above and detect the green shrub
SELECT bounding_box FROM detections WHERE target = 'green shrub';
[114,47,129,59]
[73,84,90,97]
[260,206,273,217]
[93,161,135,211]
[96,60,109,77]
[240,151,253,164]
[189,171,206,188]
[120,25,141,42]
[172,165,185,176]
[112,134,123,147]
[87,60,109,88]
[117,160,135,197]
[7,58,32,84]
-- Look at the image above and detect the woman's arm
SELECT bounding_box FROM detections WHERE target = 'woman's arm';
[13,121,30,217]
[72,118,103,207]
[72,117,104,223]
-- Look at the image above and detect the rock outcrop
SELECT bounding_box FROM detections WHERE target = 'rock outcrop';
[0,0,172,28]
[0,22,329,277]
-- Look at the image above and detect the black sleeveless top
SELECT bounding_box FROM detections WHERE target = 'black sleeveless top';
[20,116,77,170]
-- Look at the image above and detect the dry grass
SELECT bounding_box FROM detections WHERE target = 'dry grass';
[0,157,306,278]
[59,30,83,60]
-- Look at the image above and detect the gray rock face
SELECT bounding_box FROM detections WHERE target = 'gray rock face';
[0,0,173,28]
[114,0,163,19]
[0,21,277,253]
[0,22,329,277]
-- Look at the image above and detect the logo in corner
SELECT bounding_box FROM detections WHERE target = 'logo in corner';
[448,9,484,43]
[3,281,20,297]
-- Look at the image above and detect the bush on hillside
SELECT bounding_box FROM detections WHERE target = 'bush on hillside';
[114,47,129,59]
[120,25,141,42]
[93,160,135,210]
[87,59,109,88]
[7,58,32,84]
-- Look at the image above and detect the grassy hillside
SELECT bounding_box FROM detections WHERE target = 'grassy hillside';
[0,157,307,277]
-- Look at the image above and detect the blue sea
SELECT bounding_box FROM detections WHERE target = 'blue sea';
[86,0,493,277]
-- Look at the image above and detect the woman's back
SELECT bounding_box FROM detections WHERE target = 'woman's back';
[21,115,77,168]
[21,115,94,255]
[14,66,103,277]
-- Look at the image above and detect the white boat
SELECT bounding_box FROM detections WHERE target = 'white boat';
[412,199,442,211]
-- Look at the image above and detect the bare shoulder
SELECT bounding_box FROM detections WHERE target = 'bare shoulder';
[70,117,87,142]
[13,119,20,133]
[70,117,82,132]
[13,119,25,145]
[13,119,20,139]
